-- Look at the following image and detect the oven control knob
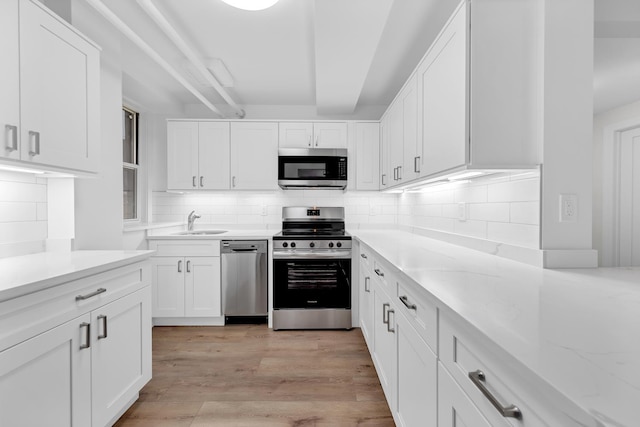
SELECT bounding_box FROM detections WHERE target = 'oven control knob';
[328,242,334,248]
[309,242,315,248]
[282,242,288,248]
[336,242,342,248]
[290,242,296,248]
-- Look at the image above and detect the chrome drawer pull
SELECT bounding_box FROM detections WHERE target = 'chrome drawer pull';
[360,253,367,259]
[374,268,384,277]
[97,315,108,340]
[79,322,91,349]
[28,131,40,156]
[386,309,395,333]
[382,303,390,324]
[468,370,522,420]
[192,176,197,187]
[5,125,18,152]
[399,295,417,310]
[76,288,107,301]
[364,277,370,293]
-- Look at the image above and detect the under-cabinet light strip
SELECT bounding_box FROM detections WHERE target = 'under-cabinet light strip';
[137,0,245,118]
[84,0,224,117]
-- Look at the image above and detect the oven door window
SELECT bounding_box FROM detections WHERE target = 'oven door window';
[273,259,351,309]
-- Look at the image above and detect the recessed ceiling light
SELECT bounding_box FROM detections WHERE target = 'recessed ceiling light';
[220,0,280,11]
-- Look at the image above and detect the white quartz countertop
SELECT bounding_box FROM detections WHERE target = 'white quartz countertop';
[146,229,278,240]
[0,250,154,302]
[351,230,640,427]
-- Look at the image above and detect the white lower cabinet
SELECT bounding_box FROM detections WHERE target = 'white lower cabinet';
[396,311,437,427]
[0,260,151,427]
[91,287,152,427]
[439,362,494,427]
[151,256,221,318]
[358,260,374,347]
[0,314,92,427]
[372,282,397,405]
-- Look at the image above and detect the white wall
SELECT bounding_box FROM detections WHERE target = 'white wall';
[397,172,540,249]
[0,171,47,258]
[593,99,640,265]
[71,0,124,250]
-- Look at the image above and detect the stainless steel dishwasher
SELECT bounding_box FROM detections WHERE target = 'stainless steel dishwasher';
[221,240,268,321]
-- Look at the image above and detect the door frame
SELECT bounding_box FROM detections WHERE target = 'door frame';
[602,117,640,266]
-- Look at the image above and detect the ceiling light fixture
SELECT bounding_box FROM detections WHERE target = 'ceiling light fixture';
[220,0,280,11]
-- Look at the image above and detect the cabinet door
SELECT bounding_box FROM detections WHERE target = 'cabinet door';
[401,76,420,181]
[396,313,437,427]
[0,314,92,427]
[230,122,279,190]
[151,257,185,317]
[387,101,404,185]
[380,115,391,189]
[279,122,313,148]
[373,286,396,406]
[418,4,468,176]
[199,122,230,189]
[358,268,374,348]
[313,122,348,148]
[19,0,100,172]
[355,123,380,190]
[167,121,199,190]
[0,0,20,161]
[185,256,221,317]
[91,287,152,427]
[438,363,494,427]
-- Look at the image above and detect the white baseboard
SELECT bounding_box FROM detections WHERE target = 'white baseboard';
[152,316,225,326]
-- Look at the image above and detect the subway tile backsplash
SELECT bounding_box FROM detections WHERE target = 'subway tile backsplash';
[0,171,48,257]
[152,171,540,250]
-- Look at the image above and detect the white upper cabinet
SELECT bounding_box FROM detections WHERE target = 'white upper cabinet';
[401,76,420,181]
[230,122,279,190]
[18,0,100,173]
[279,122,347,149]
[167,121,230,190]
[417,3,468,176]
[387,101,404,185]
[355,123,380,191]
[379,115,391,189]
[0,0,20,162]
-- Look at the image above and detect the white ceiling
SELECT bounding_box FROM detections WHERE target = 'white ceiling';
[77,0,640,118]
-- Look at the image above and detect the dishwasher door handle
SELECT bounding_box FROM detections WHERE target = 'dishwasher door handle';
[231,248,259,252]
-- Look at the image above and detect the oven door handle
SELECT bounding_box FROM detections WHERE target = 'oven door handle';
[273,250,352,259]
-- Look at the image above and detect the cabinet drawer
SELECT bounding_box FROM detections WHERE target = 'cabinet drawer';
[149,240,221,257]
[0,261,149,351]
[359,245,372,271]
[372,257,394,295]
[440,312,581,427]
[396,280,437,354]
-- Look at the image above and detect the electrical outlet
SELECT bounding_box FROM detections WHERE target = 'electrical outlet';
[261,205,267,216]
[458,202,467,221]
[559,194,578,223]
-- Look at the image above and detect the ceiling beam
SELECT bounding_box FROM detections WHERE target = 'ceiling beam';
[314,0,394,115]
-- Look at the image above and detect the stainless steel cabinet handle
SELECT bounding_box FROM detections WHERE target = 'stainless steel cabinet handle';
[186,260,191,273]
[76,288,107,301]
[97,315,108,340]
[399,295,417,310]
[200,176,204,187]
[315,134,319,147]
[308,135,312,147]
[374,268,384,277]
[28,131,40,156]
[397,166,402,180]
[468,370,522,420]
[414,156,421,173]
[381,174,387,186]
[5,125,17,152]
[232,176,236,187]
[360,253,367,259]
[364,277,370,292]
[393,167,398,181]
[192,176,197,188]
[80,322,91,349]
[387,309,395,333]
[178,260,183,273]
[382,303,390,324]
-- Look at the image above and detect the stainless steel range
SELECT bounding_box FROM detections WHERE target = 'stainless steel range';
[272,207,352,330]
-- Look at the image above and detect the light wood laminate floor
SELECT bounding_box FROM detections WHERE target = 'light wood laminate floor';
[114,325,394,426]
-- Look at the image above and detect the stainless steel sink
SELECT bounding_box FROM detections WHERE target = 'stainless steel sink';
[173,230,227,235]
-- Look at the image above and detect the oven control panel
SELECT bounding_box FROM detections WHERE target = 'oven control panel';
[273,239,352,250]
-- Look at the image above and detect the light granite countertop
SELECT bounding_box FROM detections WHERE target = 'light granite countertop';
[351,229,640,427]
[0,250,154,302]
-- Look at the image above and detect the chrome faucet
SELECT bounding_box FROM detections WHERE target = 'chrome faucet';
[187,210,201,231]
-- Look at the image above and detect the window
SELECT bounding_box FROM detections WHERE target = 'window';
[123,107,138,220]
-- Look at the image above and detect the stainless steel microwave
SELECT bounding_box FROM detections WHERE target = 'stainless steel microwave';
[278,148,348,190]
